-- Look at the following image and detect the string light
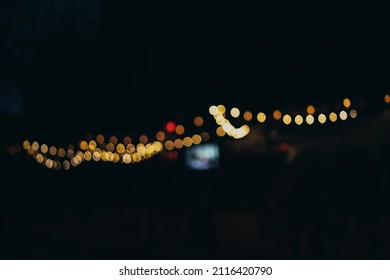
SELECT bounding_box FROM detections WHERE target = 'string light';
[7,97,369,171]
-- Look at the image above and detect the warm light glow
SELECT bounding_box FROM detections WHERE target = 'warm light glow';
[40,144,48,154]
[175,125,185,135]
[84,151,92,161]
[343,98,351,108]
[230,108,240,118]
[307,105,315,115]
[222,122,234,133]
[209,105,218,115]
[126,144,135,153]
[46,159,54,169]
[96,134,104,144]
[27,147,34,155]
[192,134,202,145]
[215,115,225,125]
[217,104,226,114]
[63,160,70,170]
[153,141,163,152]
[194,116,204,127]
[49,146,57,156]
[306,115,315,125]
[329,112,338,122]
[123,136,132,145]
[340,110,348,121]
[101,151,108,162]
[66,149,74,158]
[106,143,115,152]
[294,115,303,125]
[200,132,210,142]
[183,137,193,147]
[88,140,97,150]
[58,148,66,158]
[350,109,357,119]
[22,140,30,150]
[243,111,253,121]
[166,121,176,133]
[36,154,44,163]
[109,136,118,145]
[273,110,282,120]
[76,151,83,163]
[385,94,390,104]
[80,141,88,151]
[283,114,292,125]
[257,112,266,123]
[174,139,184,149]
[318,113,327,124]
[32,141,39,151]
[93,151,101,161]
[136,144,146,155]
[156,131,165,141]
[165,140,174,151]
[139,134,148,144]
[107,152,114,162]
[71,157,79,167]
[216,126,226,137]
[116,143,125,153]
[123,153,131,164]
[113,153,120,163]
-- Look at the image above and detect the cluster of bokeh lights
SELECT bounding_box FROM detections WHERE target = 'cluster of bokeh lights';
[5,95,389,170]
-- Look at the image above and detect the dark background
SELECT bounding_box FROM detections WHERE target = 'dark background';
[1,0,390,259]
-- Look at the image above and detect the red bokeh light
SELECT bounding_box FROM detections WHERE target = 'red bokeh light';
[165,121,176,133]
[278,142,289,152]
[168,151,178,160]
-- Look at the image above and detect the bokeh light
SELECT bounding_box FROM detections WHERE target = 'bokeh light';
[217,105,226,114]
[343,98,351,108]
[49,146,57,156]
[40,144,48,154]
[165,121,176,133]
[109,136,118,145]
[96,134,105,144]
[340,110,348,121]
[283,114,292,125]
[123,136,132,145]
[192,134,202,145]
[216,126,226,137]
[257,112,266,123]
[209,105,218,115]
[294,115,303,125]
[139,134,148,144]
[273,110,282,120]
[116,143,125,153]
[165,140,174,151]
[318,114,327,124]
[175,125,185,135]
[32,141,39,151]
[200,132,210,142]
[329,112,338,122]
[350,109,358,119]
[183,137,193,147]
[156,131,165,141]
[385,94,390,104]
[306,115,315,125]
[194,116,204,126]
[174,139,184,149]
[230,108,240,118]
[307,105,315,115]
[243,111,253,121]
